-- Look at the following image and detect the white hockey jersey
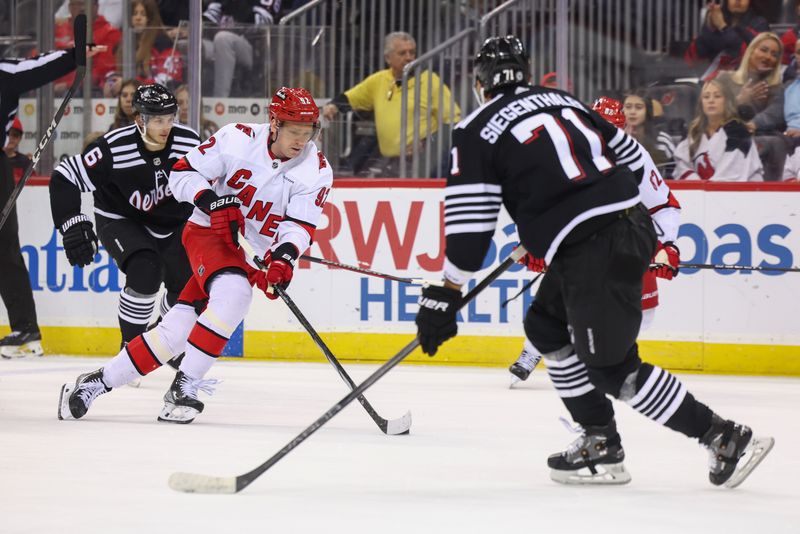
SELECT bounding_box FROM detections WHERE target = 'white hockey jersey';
[634,137,681,243]
[781,144,800,181]
[169,122,333,262]
[672,122,763,182]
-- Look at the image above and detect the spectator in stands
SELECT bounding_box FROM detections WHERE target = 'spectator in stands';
[174,84,219,139]
[127,0,183,88]
[107,79,139,131]
[780,0,800,65]
[3,117,30,183]
[622,89,674,169]
[684,0,769,79]
[53,0,121,94]
[203,1,283,97]
[716,32,786,179]
[321,31,461,176]
[673,78,763,181]
[55,0,123,29]
[784,45,800,138]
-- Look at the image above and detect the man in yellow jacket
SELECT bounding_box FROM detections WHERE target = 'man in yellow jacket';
[322,31,460,175]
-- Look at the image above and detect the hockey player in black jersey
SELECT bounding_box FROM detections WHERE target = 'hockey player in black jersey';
[49,84,200,372]
[414,35,773,488]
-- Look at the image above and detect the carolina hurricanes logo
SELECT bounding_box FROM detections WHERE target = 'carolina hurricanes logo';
[695,152,715,180]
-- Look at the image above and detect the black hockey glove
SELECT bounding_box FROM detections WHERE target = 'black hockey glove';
[60,214,98,267]
[415,285,461,356]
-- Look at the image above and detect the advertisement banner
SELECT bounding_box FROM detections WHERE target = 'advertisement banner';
[2,182,799,371]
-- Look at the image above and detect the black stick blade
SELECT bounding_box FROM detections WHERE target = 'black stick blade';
[73,14,87,66]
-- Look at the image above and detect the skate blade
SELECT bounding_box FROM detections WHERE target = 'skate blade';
[550,462,632,485]
[724,436,775,489]
[57,383,75,420]
[1,341,44,359]
[158,403,199,424]
[509,374,522,389]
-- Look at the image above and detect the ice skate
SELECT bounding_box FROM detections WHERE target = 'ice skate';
[0,330,43,358]
[158,371,220,424]
[548,417,631,485]
[58,369,112,420]
[509,346,542,388]
[700,414,774,488]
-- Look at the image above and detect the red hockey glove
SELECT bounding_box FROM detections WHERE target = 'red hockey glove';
[262,243,299,300]
[513,245,547,273]
[650,241,680,280]
[519,253,547,273]
[195,190,244,251]
[248,269,269,294]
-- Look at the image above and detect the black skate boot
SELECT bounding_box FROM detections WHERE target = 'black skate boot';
[508,347,542,387]
[158,371,219,424]
[58,369,112,420]
[0,330,43,358]
[548,418,631,485]
[700,414,774,488]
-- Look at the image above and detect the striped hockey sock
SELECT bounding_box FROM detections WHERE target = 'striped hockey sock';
[118,288,157,344]
[622,363,713,438]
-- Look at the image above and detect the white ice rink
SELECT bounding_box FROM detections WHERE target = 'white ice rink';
[1,356,798,534]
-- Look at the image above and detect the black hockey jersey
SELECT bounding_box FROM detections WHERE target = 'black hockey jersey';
[445,85,649,277]
[50,123,200,236]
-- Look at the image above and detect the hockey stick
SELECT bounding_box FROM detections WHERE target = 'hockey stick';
[678,262,800,273]
[236,234,412,435]
[168,245,526,494]
[275,285,412,435]
[300,254,444,286]
[0,14,87,231]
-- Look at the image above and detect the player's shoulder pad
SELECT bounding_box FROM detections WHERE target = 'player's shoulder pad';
[171,122,201,142]
[102,123,138,147]
[286,142,333,187]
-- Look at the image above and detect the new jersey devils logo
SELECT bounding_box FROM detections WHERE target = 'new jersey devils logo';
[694,152,715,180]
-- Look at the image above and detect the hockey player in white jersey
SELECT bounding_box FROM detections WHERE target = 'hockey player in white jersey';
[509,96,682,386]
[57,87,333,424]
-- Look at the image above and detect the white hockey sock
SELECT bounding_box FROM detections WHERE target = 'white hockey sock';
[103,302,200,387]
[102,348,140,388]
[179,273,252,380]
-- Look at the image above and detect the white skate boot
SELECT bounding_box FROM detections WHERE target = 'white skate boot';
[509,343,542,388]
[0,330,43,358]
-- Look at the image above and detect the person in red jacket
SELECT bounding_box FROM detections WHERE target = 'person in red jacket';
[53,0,121,94]
[2,118,31,183]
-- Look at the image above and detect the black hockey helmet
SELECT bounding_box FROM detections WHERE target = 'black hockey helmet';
[133,83,178,116]
[474,35,530,94]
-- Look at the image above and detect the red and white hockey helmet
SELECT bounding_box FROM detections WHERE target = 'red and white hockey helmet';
[591,96,626,129]
[269,87,320,125]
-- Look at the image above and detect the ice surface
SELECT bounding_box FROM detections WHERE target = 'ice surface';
[1,356,797,533]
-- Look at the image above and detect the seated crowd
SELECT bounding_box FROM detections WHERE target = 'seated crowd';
[7,0,800,181]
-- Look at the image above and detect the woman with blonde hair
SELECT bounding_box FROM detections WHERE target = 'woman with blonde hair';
[716,32,784,134]
[673,78,763,181]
